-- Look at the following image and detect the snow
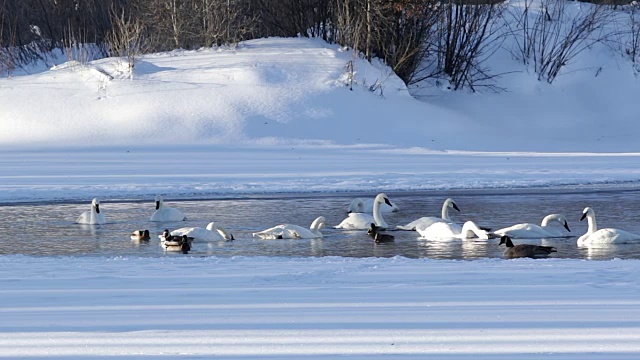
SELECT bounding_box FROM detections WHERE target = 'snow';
[2,1,640,356]
[2,256,640,358]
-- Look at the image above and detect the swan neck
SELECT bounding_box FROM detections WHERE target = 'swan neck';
[442,203,451,221]
[587,214,597,234]
[373,200,387,228]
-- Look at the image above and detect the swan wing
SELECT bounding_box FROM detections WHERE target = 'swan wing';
[417,222,459,240]
[494,223,551,239]
[151,207,187,222]
[397,217,445,231]
[587,228,640,244]
[171,227,221,241]
[335,213,375,230]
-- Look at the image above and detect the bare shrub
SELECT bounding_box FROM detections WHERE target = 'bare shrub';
[107,7,149,77]
[429,0,507,92]
[507,0,613,83]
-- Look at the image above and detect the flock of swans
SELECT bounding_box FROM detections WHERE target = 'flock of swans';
[75,192,640,257]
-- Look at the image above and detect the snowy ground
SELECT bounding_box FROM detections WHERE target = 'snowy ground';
[2,256,640,359]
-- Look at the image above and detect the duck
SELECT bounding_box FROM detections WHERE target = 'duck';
[499,235,557,259]
[253,216,325,239]
[76,198,106,225]
[367,223,395,243]
[130,229,150,241]
[171,222,234,241]
[160,231,193,251]
[396,198,459,231]
[417,220,488,240]
[335,193,393,230]
[150,195,187,222]
[578,207,640,245]
[348,197,399,213]
[493,214,571,239]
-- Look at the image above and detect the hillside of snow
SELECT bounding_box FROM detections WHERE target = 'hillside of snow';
[1,26,639,153]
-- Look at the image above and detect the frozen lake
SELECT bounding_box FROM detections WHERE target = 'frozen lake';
[2,189,640,260]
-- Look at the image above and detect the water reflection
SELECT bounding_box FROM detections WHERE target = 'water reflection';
[1,190,640,259]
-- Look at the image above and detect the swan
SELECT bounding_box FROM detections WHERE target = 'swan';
[131,229,150,241]
[493,214,571,239]
[335,193,393,230]
[396,198,459,231]
[578,207,640,245]
[499,235,556,258]
[417,221,488,240]
[76,198,106,225]
[367,223,395,243]
[171,222,234,241]
[253,216,325,239]
[150,195,187,222]
[348,197,399,213]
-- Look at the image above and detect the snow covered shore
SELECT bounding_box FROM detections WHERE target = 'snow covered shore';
[1,256,639,358]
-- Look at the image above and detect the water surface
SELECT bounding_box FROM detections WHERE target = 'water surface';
[2,189,640,260]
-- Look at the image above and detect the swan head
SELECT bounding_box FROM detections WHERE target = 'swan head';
[445,198,460,212]
[580,207,594,221]
[498,235,514,248]
[154,195,164,210]
[91,198,101,214]
[375,193,392,207]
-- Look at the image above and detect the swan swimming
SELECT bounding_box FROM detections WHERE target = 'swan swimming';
[253,216,325,239]
[417,221,488,240]
[76,198,106,225]
[171,222,234,241]
[396,198,460,231]
[150,195,187,222]
[499,235,557,259]
[493,214,571,239]
[578,207,640,245]
[348,197,399,213]
[335,193,393,230]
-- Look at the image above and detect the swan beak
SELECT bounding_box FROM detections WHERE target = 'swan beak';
[452,203,460,212]
[580,213,587,221]
[95,204,100,214]
[384,197,392,207]
[155,201,160,210]
[564,221,571,232]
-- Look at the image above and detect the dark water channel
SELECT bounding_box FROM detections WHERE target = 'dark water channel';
[2,189,640,260]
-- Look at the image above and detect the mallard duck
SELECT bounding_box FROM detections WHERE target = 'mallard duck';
[131,229,150,241]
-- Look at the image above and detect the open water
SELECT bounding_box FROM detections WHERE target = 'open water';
[1,189,640,260]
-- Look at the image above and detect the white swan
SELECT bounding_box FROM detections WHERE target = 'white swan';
[347,197,399,213]
[150,195,187,222]
[171,222,234,241]
[396,198,460,231]
[335,193,393,230]
[417,221,488,240]
[253,216,325,239]
[493,214,571,239]
[578,207,640,245]
[76,198,106,225]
